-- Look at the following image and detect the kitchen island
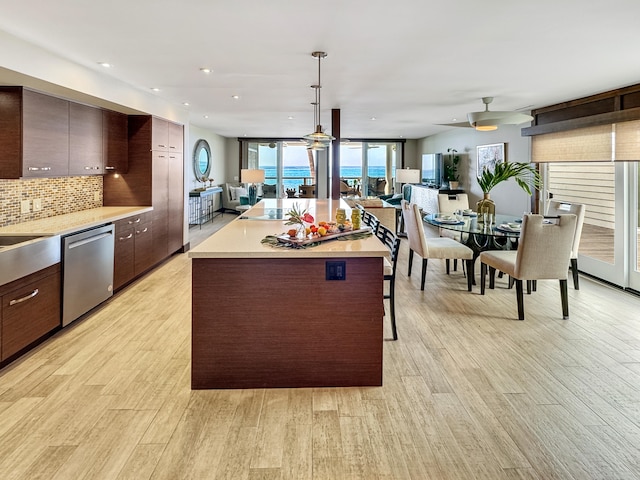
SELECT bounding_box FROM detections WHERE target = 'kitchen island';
[188,198,388,389]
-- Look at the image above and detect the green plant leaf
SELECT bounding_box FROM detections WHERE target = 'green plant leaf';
[476,161,541,195]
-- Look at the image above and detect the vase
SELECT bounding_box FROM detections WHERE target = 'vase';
[476,193,496,223]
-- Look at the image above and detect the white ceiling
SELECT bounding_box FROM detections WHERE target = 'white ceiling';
[1,0,639,140]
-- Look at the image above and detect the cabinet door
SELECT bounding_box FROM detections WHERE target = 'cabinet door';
[134,221,154,275]
[113,221,135,290]
[152,151,169,263]
[69,102,103,175]
[1,269,60,360]
[168,122,183,152]
[151,117,169,151]
[22,89,69,177]
[168,151,184,254]
[103,110,128,173]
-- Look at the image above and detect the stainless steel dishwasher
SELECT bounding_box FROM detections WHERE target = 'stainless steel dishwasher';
[62,223,115,326]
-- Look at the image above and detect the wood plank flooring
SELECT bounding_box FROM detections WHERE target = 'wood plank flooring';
[1,214,640,479]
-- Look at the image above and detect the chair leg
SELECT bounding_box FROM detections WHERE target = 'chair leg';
[390,280,397,340]
[526,280,532,294]
[420,259,428,290]
[515,279,525,320]
[408,250,414,277]
[454,259,458,271]
[489,267,496,289]
[532,280,537,292]
[571,258,579,290]
[480,263,486,295]
[446,259,450,275]
[466,259,474,292]
[560,279,569,319]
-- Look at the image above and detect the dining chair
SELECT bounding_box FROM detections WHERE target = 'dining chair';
[479,214,577,320]
[437,193,469,273]
[362,210,380,235]
[401,200,474,291]
[545,200,586,289]
[375,224,401,340]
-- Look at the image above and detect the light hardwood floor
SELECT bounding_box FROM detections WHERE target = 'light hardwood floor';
[1,214,640,479]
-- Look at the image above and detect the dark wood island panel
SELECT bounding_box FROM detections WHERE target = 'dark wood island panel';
[192,256,384,389]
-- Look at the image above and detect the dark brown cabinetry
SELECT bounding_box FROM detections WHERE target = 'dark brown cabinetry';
[113,213,154,290]
[103,110,128,173]
[69,102,103,175]
[1,264,61,361]
[0,87,69,178]
[103,115,184,269]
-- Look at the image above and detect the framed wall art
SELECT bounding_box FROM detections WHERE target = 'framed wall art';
[476,143,505,174]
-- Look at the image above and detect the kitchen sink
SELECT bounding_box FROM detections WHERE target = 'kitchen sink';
[0,235,47,247]
[0,234,61,286]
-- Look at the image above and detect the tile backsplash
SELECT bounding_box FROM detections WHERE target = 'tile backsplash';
[0,176,103,227]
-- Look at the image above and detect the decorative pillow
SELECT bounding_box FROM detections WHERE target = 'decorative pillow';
[234,187,247,200]
[228,186,238,201]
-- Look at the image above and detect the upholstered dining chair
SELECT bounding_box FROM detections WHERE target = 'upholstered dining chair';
[375,224,401,340]
[437,193,470,272]
[545,200,586,289]
[401,200,474,292]
[479,214,577,320]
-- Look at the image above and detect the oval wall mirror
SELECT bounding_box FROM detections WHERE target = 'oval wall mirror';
[193,139,212,180]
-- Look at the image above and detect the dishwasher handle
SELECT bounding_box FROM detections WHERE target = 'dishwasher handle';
[67,231,112,250]
[9,288,39,306]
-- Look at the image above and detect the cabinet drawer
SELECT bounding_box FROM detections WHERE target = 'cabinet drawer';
[2,269,60,360]
[114,224,135,290]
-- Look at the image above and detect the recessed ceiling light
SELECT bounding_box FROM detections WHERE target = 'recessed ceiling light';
[203,115,209,119]
[98,62,112,68]
[288,116,294,120]
[370,117,377,121]
[231,95,240,100]
[183,102,190,106]
[200,67,213,74]
[452,118,457,122]
[151,87,161,92]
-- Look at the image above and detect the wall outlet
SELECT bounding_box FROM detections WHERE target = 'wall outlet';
[32,198,42,211]
[233,176,239,181]
[94,192,100,202]
[20,199,31,214]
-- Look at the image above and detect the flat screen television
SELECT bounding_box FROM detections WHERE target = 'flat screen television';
[421,153,443,188]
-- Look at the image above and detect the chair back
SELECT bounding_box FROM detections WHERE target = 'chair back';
[545,200,585,259]
[438,193,469,214]
[401,200,429,257]
[362,210,380,235]
[376,224,400,276]
[515,214,577,280]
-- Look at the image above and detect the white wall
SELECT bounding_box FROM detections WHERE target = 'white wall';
[415,125,534,217]
[188,126,228,191]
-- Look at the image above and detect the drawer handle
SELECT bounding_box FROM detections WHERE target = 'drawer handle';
[119,233,133,241]
[128,218,142,225]
[84,166,100,170]
[27,166,51,171]
[136,227,148,234]
[158,144,167,148]
[9,288,39,306]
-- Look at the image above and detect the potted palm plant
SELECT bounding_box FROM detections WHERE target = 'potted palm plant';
[476,161,541,218]
[444,148,460,189]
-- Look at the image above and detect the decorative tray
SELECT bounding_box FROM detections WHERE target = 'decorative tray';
[276,227,372,246]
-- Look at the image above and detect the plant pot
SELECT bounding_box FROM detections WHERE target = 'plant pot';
[449,181,459,190]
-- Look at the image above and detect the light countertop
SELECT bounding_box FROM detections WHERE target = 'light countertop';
[0,206,153,236]
[189,198,388,259]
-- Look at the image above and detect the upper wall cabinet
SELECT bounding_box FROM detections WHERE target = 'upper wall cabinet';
[0,87,70,178]
[103,110,128,173]
[69,102,103,175]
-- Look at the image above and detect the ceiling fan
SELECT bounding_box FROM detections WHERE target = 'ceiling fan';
[438,97,533,131]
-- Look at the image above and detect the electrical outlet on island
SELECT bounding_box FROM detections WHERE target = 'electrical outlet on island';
[33,198,42,211]
[20,199,31,214]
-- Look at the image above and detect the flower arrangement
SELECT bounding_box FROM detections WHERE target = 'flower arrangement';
[285,203,314,236]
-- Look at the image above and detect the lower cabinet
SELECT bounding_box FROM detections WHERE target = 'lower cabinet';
[1,264,60,361]
[114,213,154,291]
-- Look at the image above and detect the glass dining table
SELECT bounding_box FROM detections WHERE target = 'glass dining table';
[423,212,523,261]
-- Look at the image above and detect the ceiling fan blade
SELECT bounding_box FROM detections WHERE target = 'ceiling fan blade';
[435,121,472,128]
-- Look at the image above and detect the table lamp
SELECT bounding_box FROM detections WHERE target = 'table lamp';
[241,168,266,205]
[395,168,420,191]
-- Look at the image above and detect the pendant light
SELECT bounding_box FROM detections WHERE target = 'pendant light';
[303,51,334,148]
